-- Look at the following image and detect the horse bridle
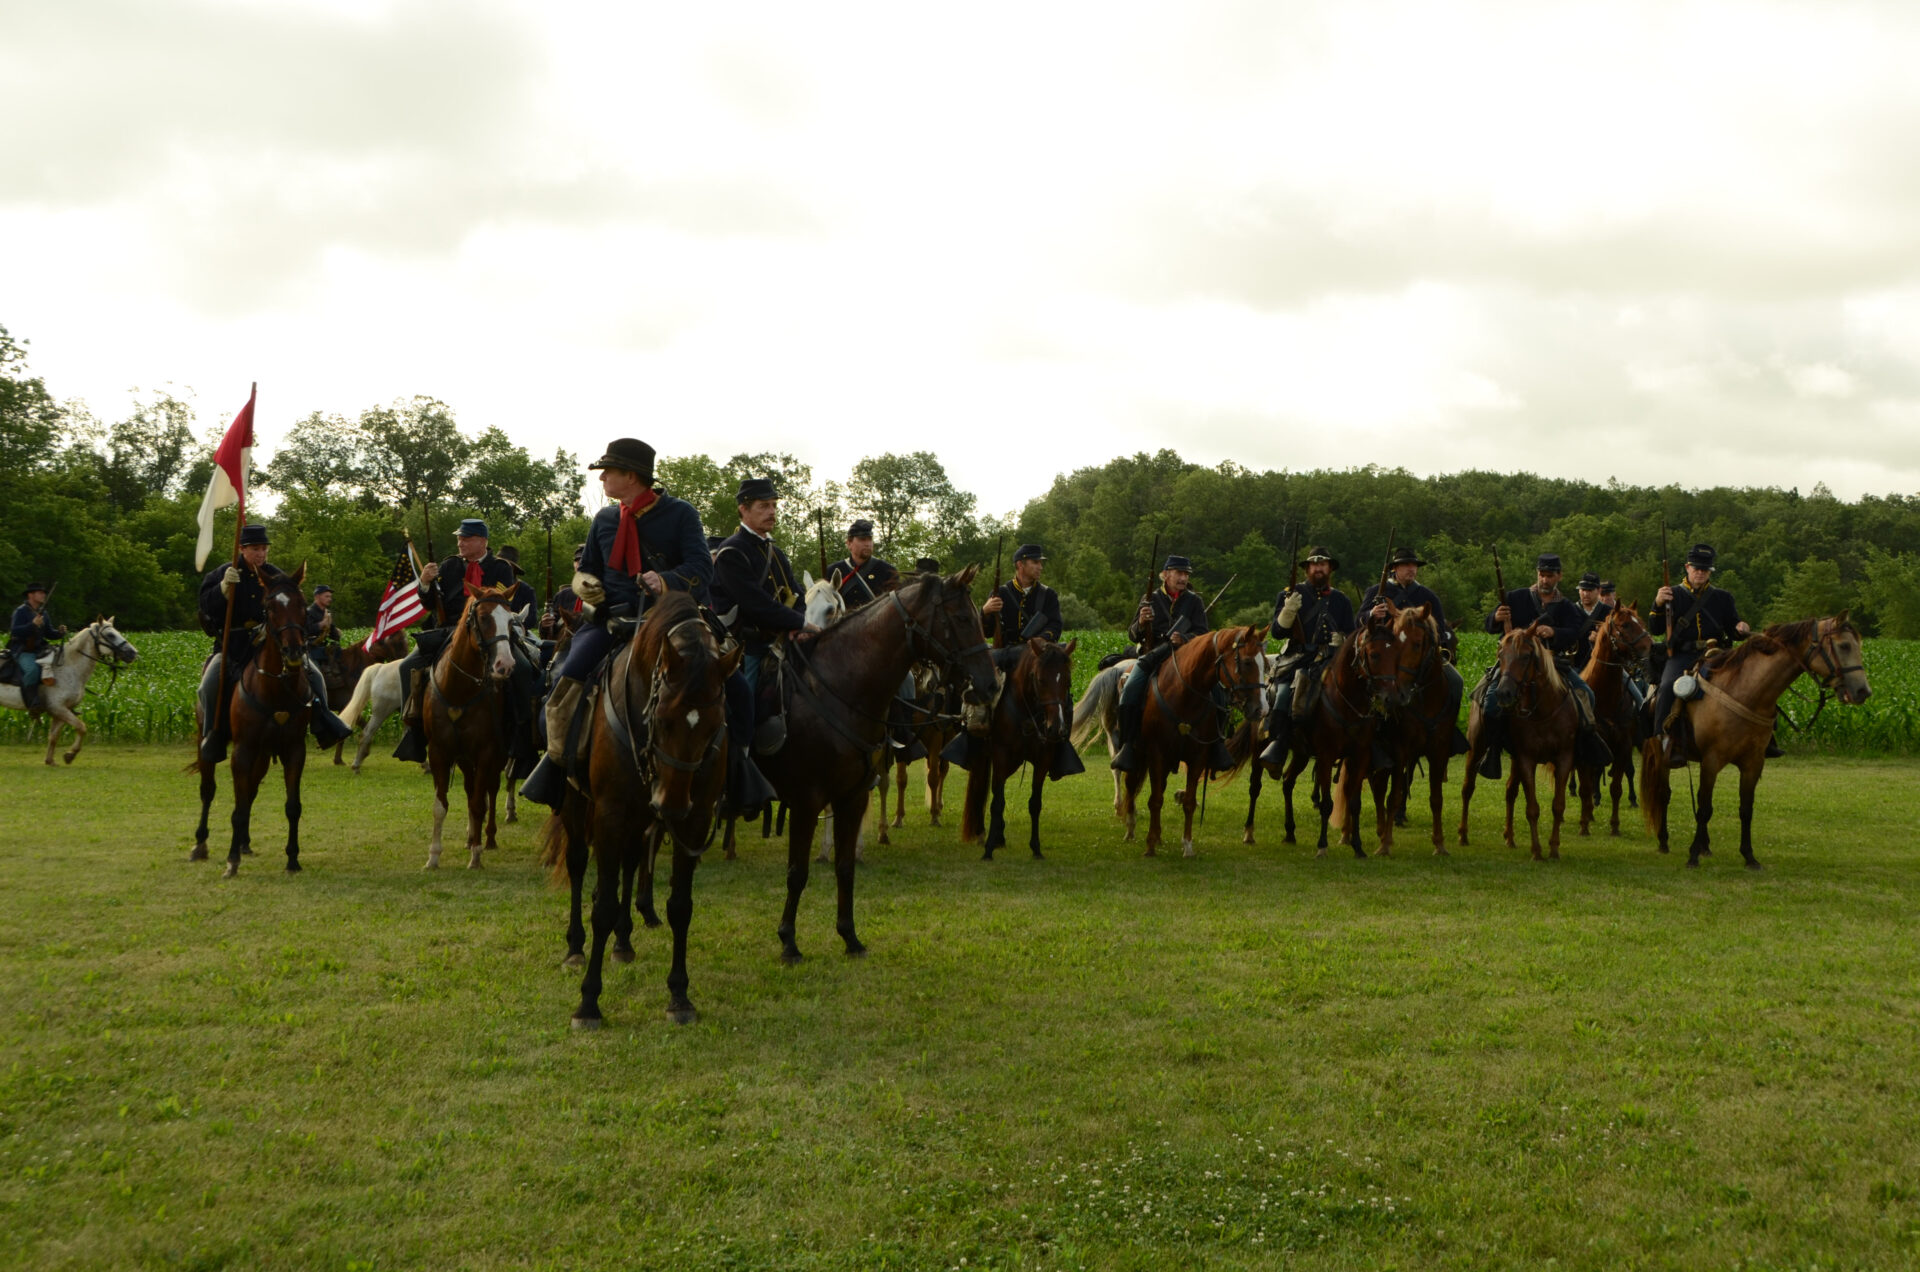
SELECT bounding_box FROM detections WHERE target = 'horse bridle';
[890,587,989,671]
[1013,650,1073,741]
[67,623,136,698]
[445,597,514,689]
[637,618,728,777]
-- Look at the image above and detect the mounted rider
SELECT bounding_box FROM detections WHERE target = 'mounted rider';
[957,542,1083,777]
[1259,545,1357,764]
[390,518,540,773]
[8,583,65,712]
[1650,542,1759,757]
[1359,544,1466,748]
[1109,553,1232,774]
[304,583,341,673]
[828,519,900,608]
[1473,552,1611,777]
[1572,571,1646,717]
[195,524,354,762]
[708,475,811,811]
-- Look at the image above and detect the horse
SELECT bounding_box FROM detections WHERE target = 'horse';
[314,629,406,764]
[190,568,315,878]
[876,658,962,845]
[1238,610,1409,856]
[340,659,408,773]
[1367,603,1456,855]
[0,618,139,766]
[961,637,1079,859]
[1574,603,1651,837]
[422,583,518,870]
[1640,614,1871,868]
[1069,656,1134,820]
[1459,624,1577,860]
[539,592,740,1027]
[1120,626,1266,858]
[762,568,998,962]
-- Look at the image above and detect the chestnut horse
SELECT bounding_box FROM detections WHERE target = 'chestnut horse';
[1121,626,1265,858]
[1641,614,1870,868]
[1460,625,1577,860]
[961,636,1078,859]
[423,583,517,869]
[877,659,962,844]
[1575,603,1651,837]
[762,568,998,962]
[191,566,314,878]
[540,592,740,1026]
[1368,603,1455,856]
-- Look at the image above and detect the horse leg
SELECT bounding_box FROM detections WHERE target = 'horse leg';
[192,751,218,862]
[1457,749,1478,847]
[504,775,517,824]
[1369,766,1392,857]
[1737,759,1763,870]
[615,831,646,959]
[633,827,660,932]
[663,841,700,1023]
[1283,756,1304,845]
[1313,758,1333,858]
[483,767,502,855]
[721,816,738,861]
[1627,763,1639,809]
[1122,769,1142,842]
[1503,764,1521,852]
[1180,763,1199,858]
[831,790,869,956]
[986,770,1008,855]
[224,748,264,879]
[1548,758,1568,859]
[1344,761,1367,859]
[1144,761,1166,857]
[778,806,820,963]
[1687,757,1722,868]
[1521,760,1545,861]
[1027,759,1047,858]
[1428,749,1448,856]
[332,738,345,767]
[893,760,908,828]
[563,815,588,967]
[282,742,305,873]
[1576,764,1593,836]
[54,703,86,765]
[927,753,945,827]
[1243,760,1262,845]
[571,839,624,1028]
[463,763,486,870]
[426,755,451,870]
[875,767,892,847]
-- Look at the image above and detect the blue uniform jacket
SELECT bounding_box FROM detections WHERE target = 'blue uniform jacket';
[577,494,713,615]
[1272,583,1356,655]
[1651,583,1743,655]
[987,580,1063,646]
[711,527,804,642]
[10,604,52,653]
[417,554,517,628]
[1486,586,1585,659]
[827,555,900,609]
[1129,586,1209,651]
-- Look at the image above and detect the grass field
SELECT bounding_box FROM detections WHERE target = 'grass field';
[6,742,1920,1270]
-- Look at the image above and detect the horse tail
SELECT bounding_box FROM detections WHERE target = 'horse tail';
[1071,662,1125,749]
[536,810,572,884]
[340,665,375,729]
[1639,738,1668,835]
[959,762,987,844]
[1211,716,1259,786]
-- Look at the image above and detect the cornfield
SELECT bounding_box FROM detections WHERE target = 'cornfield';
[5,626,1915,754]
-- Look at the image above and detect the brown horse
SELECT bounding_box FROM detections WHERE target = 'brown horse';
[1122,626,1265,858]
[541,592,740,1026]
[961,637,1079,859]
[191,566,314,878]
[876,659,961,844]
[1368,603,1456,855]
[316,629,407,765]
[1460,625,1577,859]
[762,568,998,962]
[1641,614,1870,868]
[1575,603,1651,837]
[423,582,518,869]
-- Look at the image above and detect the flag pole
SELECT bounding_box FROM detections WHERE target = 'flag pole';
[212,382,256,739]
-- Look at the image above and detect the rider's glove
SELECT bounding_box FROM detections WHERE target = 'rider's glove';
[572,572,606,606]
[1277,591,1304,627]
[221,565,242,598]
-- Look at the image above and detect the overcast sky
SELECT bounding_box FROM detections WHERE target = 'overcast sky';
[6,0,1919,517]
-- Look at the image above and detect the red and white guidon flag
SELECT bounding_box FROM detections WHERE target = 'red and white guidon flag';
[193,385,256,570]
[364,555,426,651]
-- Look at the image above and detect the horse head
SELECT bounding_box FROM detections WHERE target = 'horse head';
[1388,602,1440,697]
[895,566,996,699]
[260,565,309,674]
[1601,603,1651,664]
[84,616,139,667]
[1356,601,1410,710]
[1214,626,1267,720]
[644,598,741,825]
[1017,636,1076,742]
[1493,623,1557,713]
[803,572,846,629]
[1810,611,1872,706]
[461,582,519,682]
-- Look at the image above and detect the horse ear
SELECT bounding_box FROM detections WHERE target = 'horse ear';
[953,563,980,587]
[464,581,481,599]
[1028,635,1047,653]
[1834,607,1850,626]
[803,571,816,590]
[1408,605,1428,621]
[291,561,307,586]
[1064,637,1077,655]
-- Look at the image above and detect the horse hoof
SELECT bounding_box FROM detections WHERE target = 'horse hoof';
[980,851,994,861]
[423,860,440,871]
[1745,859,1763,871]
[1656,845,1669,854]
[1241,829,1255,845]
[844,942,868,958]
[1433,847,1450,857]
[570,1014,604,1031]
[642,915,662,930]
[1030,849,1044,859]
[285,860,301,874]
[466,859,483,870]
[505,812,517,825]
[1699,846,1713,856]
[189,845,208,862]
[221,862,238,879]
[63,752,77,766]
[667,1004,698,1025]
[240,846,255,856]
[780,949,803,966]
[1181,841,1195,859]
[563,953,585,968]
[612,947,635,964]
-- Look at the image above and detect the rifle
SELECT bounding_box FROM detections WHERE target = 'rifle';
[816,509,829,582]
[543,524,554,608]
[1139,531,1162,647]
[1203,572,1238,614]
[1377,524,1397,609]
[1491,544,1510,634]
[1659,516,1671,608]
[991,533,1006,648]
[37,580,61,638]
[422,498,434,566]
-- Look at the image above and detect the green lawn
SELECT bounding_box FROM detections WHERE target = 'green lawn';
[5,745,1920,1270]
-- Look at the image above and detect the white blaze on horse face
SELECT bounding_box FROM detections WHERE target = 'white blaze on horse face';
[686,709,700,727]
[486,605,514,679]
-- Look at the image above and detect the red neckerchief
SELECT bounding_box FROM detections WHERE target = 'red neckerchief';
[464,558,485,589]
[609,489,659,575]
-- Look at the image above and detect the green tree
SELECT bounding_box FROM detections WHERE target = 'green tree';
[1764,559,1854,627]
[1858,549,1920,638]
[847,452,976,563]
[358,396,463,548]
[0,324,61,483]
[262,410,369,499]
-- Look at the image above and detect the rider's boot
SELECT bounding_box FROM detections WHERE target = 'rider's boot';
[392,670,429,762]
[940,730,978,773]
[1258,714,1291,766]
[197,657,230,765]
[520,677,584,809]
[1575,725,1612,768]
[1477,720,1504,780]
[721,746,777,821]
[305,664,354,749]
[1051,736,1087,778]
[1108,700,1145,773]
[1765,727,1784,758]
[20,679,41,714]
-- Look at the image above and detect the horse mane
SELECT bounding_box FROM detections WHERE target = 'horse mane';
[1506,627,1563,693]
[1714,615,1848,673]
[636,591,711,681]
[812,572,933,650]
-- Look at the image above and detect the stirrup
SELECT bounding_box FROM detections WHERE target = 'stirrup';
[1109,742,1141,773]
[1476,745,1502,780]
[1258,738,1287,765]
[519,756,568,809]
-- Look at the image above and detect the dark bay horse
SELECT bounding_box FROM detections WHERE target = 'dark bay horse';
[1641,614,1870,868]
[541,592,739,1027]
[877,659,961,844]
[1575,603,1651,837]
[1460,625,1577,860]
[1122,626,1265,858]
[191,566,314,878]
[423,583,517,869]
[961,636,1078,859]
[762,568,998,962]
[1239,612,1408,857]
[1368,603,1455,856]
[316,629,407,764]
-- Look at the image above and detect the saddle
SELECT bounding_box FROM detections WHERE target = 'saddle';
[1096,644,1139,671]
[0,649,20,688]
[552,623,648,795]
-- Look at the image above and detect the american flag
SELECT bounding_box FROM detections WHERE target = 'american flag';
[363,553,425,651]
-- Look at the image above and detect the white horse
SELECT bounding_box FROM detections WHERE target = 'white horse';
[1070,657,1136,824]
[0,618,140,766]
[340,659,408,772]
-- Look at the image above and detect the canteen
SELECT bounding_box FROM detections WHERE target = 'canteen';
[1674,673,1702,700]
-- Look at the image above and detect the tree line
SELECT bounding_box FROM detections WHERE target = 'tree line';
[5,320,1919,637]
